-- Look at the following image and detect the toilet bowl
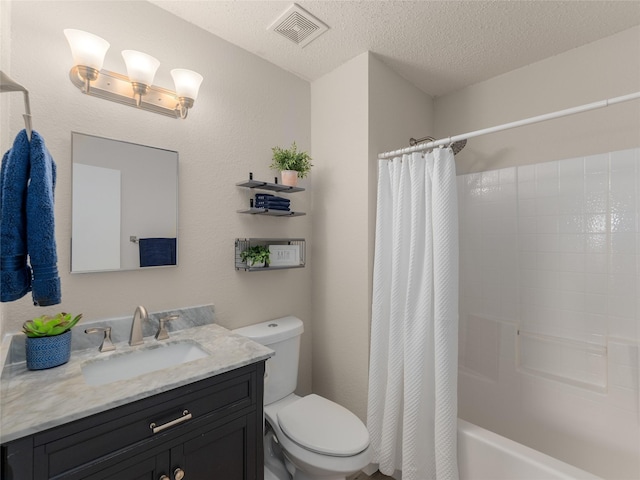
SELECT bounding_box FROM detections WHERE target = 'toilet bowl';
[265,394,371,480]
[233,316,371,480]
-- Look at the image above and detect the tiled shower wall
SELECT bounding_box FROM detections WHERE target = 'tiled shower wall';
[457,149,640,479]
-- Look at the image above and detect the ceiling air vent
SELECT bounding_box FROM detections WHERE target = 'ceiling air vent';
[268,3,329,48]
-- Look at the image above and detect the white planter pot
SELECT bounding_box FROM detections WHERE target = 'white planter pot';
[281,170,298,187]
[247,259,265,268]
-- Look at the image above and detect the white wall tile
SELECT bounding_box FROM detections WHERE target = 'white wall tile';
[499,166,517,184]
[559,214,585,233]
[585,233,607,253]
[559,157,584,178]
[458,149,640,480]
[560,271,585,291]
[584,153,609,175]
[537,216,560,234]
[613,212,638,233]
[559,233,585,253]
[518,197,536,216]
[518,164,535,182]
[610,172,636,213]
[610,149,638,173]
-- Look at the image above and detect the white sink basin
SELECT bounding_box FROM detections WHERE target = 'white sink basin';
[82,341,209,386]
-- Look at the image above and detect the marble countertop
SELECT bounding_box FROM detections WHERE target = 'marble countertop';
[0,323,273,444]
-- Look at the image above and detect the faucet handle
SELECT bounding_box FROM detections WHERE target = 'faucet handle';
[155,315,179,341]
[85,327,116,352]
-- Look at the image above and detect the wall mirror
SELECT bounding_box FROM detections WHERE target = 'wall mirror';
[71,132,178,273]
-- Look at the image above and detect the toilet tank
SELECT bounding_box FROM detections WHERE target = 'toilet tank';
[232,316,304,405]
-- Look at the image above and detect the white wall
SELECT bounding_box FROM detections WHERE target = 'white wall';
[310,52,433,421]
[435,27,640,175]
[437,26,640,479]
[0,0,313,394]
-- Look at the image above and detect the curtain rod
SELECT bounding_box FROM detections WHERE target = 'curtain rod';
[378,91,640,159]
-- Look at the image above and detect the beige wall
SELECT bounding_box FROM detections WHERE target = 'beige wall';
[0,1,313,395]
[436,26,640,175]
[310,52,371,421]
[310,52,433,422]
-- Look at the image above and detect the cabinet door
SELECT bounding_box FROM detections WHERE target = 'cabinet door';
[173,415,258,480]
[81,450,169,480]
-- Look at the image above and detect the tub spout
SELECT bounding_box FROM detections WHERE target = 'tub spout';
[129,305,149,346]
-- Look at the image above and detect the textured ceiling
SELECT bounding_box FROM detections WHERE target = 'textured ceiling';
[149,0,640,97]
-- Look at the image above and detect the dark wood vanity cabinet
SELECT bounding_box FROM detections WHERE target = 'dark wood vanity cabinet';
[1,362,265,480]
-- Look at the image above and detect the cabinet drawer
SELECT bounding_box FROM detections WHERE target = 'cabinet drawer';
[34,365,258,479]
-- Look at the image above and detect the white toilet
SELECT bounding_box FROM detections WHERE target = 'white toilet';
[233,316,371,480]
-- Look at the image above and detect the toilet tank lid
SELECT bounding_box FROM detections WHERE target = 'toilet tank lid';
[232,316,304,345]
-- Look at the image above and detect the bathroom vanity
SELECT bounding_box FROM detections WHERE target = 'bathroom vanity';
[0,321,272,480]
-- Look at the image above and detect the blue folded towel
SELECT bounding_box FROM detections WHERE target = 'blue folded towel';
[258,205,290,211]
[255,196,290,203]
[255,200,291,207]
[27,131,60,306]
[255,194,289,203]
[139,238,177,267]
[0,130,32,302]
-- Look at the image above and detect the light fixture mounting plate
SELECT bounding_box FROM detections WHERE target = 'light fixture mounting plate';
[69,66,180,118]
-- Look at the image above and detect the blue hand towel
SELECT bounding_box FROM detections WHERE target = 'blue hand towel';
[255,194,289,203]
[258,205,290,211]
[27,131,61,306]
[139,238,177,267]
[0,130,32,302]
[255,196,290,204]
[255,200,291,207]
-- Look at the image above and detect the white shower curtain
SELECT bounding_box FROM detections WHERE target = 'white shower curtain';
[367,148,459,480]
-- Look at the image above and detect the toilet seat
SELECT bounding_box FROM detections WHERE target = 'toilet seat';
[265,394,372,478]
[277,394,370,457]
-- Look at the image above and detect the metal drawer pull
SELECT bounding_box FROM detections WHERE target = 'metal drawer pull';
[150,410,192,434]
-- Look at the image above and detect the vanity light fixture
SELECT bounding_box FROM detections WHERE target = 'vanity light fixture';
[64,29,203,119]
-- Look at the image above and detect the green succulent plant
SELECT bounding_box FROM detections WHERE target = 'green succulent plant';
[270,142,313,178]
[22,312,83,338]
[240,245,270,264]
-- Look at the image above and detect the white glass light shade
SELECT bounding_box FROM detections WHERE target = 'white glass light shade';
[170,69,204,100]
[121,50,160,85]
[64,29,110,70]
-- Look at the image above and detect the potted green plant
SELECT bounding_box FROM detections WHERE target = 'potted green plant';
[270,142,313,187]
[240,245,270,268]
[22,312,83,370]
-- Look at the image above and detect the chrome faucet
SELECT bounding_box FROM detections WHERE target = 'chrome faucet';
[129,305,149,346]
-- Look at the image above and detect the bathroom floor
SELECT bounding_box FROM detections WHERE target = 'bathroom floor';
[348,472,393,480]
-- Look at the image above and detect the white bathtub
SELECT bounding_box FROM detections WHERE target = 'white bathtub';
[457,419,603,480]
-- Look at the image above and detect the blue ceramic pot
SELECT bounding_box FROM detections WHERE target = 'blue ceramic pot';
[25,330,72,370]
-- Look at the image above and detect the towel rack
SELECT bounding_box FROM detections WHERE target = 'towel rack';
[0,71,32,140]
